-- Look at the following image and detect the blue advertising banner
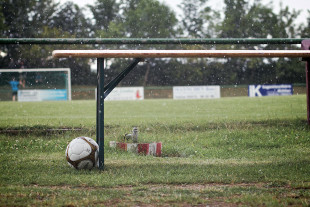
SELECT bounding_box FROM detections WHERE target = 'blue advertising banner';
[248,84,293,97]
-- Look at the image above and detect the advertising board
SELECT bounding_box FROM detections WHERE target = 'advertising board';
[248,84,293,97]
[18,89,68,102]
[105,87,144,101]
[173,86,221,100]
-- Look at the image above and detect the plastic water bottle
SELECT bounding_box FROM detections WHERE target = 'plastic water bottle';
[132,127,138,143]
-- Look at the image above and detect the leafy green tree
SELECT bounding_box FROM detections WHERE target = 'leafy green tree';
[89,0,120,33]
[103,0,179,86]
[121,0,177,38]
[52,2,91,38]
[89,0,124,41]
[178,0,208,38]
[0,3,7,36]
[215,0,304,85]
[220,0,248,38]
[0,0,58,38]
[0,0,58,68]
[0,0,95,85]
[300,11,310,37]
[178,0,219,38]
[218,0,300,39]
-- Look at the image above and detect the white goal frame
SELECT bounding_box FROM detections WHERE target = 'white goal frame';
[0,68,71,101]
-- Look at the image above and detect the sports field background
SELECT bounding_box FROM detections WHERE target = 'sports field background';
[0,95,309,206]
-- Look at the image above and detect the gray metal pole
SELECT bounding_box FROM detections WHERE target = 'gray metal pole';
[97,58,105,170]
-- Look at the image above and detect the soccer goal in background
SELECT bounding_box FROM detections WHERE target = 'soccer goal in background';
[0,68,71,101]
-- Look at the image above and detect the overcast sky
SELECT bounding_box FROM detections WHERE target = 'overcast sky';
[59,0,309,25]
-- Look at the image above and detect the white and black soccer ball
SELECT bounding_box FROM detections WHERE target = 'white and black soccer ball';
[65,136,99,170]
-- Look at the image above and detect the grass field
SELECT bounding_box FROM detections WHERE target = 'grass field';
[0,95,310,206]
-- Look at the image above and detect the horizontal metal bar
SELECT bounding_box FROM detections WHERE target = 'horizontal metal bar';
[0,38,306,45]
[0,68,70,73]
[52,50,310,58]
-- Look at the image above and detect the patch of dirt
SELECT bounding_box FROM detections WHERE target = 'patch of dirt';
[19,183,309,207]
[26,182,292,191]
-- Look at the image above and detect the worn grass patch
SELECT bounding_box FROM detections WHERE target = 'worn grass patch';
[1,183,309,206]
[0,95,309,206]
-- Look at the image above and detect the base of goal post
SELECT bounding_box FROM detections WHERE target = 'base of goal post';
[109,141,162,157]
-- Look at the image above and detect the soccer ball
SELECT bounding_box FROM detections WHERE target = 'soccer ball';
[65,136,99,170]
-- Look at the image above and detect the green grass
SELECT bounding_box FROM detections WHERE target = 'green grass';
[0,95,310,206]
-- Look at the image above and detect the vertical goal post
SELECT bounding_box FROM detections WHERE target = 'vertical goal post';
[0,68,71,101]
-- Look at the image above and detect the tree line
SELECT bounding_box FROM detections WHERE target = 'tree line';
[0,0,309,86]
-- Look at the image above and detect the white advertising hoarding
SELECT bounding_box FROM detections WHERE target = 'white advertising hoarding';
[18,89,68,102]
[173,86,221,100]
[105,87,144,101]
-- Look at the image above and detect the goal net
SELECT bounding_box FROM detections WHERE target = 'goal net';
[0,68,71,101]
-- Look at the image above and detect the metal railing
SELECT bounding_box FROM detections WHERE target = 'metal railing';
[0,38,306,45]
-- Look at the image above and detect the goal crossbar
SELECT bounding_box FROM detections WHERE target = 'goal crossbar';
[0,68,70,73]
